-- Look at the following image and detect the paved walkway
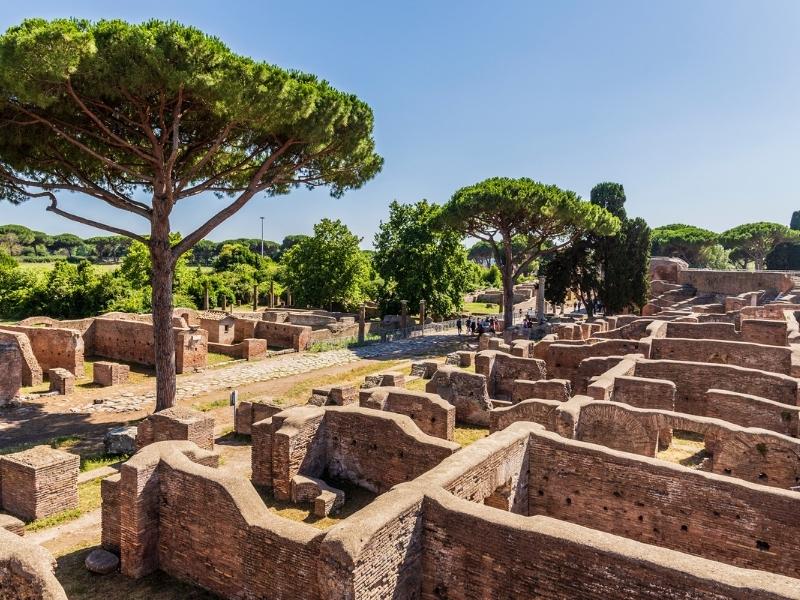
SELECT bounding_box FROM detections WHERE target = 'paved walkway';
[71,331,464,414]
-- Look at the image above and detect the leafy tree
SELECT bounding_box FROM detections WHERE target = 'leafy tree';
[440,177,619,326]
[214,243,261,271]
[719,222,797,270]
[85,235,130,263]
[698,244,732,270]
[468,241,494,267]
[483,264,502,288]
[373,200,471,318]
[189,240,219,267]
[650,224,718,267]
[544,183,649,316]
[0,19,381,409]
[280,235,310,255]
[281,219,369,310]
[48,233,86,258]
[0,232,22,255]
[766,242,800,270]
[791,211,800,231]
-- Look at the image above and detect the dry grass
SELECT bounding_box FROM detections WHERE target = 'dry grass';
[257,480,375,530]
[20,359,152,395]
[55,543,216,600]
[280,360,406,404]
[657,431,709,468]
[403,377,428,391]
[454,425,489,447]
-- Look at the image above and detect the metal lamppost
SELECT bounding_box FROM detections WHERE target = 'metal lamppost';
[260,216,265,257]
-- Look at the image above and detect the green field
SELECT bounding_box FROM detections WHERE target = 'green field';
[15,261,119,273]
[462,301,501,315]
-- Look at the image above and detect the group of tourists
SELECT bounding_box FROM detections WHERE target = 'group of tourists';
[456,315,499,336]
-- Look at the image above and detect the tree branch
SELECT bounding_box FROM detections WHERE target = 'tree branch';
[42,194,147,242]
[172,139,296,257]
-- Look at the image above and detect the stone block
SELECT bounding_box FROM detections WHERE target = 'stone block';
[93,361,130,387]
[241,338,267,361]
[136,407,215,451]
[0,341,22,406]
[0,446,79,521]
[457,351,474,368]
[309,385,358,407]
[234,399,284,435]
[47,368,75,395]
[104,426,138,455]
[410,360,439,379]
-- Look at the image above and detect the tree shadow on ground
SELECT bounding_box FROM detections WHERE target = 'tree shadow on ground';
[56,544,219,600]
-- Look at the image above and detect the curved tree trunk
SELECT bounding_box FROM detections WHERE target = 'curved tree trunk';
[150,223,177,411]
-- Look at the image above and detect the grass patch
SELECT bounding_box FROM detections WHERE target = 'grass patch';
[657,431,709,468]
[80,453,128,472]
[25,478,103,532]
[307,335,381,353]
[55,542,217,599]
[20,358,153,395]
[404,377,428,391]
[463,302,500,316]
[207,351,234,366]
[257,480,375,530]
[281,360,405,404]
[193,397,230,412]
[454,424,489,447]
[0,435,84,456]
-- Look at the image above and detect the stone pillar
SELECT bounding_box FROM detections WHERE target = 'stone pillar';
[358,303,366,344]
[287,289,292,308]
[419,300,426,335]
[269,280,275,308]
[536,276,546,324]
[400,300,408,335]
[203,281,209,311]
[253,284,258,312]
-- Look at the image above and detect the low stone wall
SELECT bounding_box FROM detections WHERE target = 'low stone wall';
[359,387,455,440]
[740,318,789,346]
[489,399,561,433]
[0,325,84,377]
[677,269,794,296]
[255,320,311,351]
[208,338,266,361]
[426,365,493,426]
[90,317,207,373]
[511,378,571,403]
[633,359,800,411]
[0,330,42,387]
[474,350,547,399]
[704,389,800,436]
[545,340,640,386]
[234,399,285,435]
[529,429,800,578]
[665,321,741,341]
[650,337,792,374]
[252,405,459,497]
[0,527,67,599]
[0,338,22,405]
[611,375,676,410]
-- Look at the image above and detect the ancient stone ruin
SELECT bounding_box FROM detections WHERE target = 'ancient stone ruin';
[9,260,800,598]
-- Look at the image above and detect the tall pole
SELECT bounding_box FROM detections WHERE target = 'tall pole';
[260,216,265,258]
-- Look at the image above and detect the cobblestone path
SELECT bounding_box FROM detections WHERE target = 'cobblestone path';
[72,331,463,414]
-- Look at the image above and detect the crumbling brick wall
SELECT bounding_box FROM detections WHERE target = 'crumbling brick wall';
[704,389,800,436]
[136,407,214,451]
[634,359,800,412]
[0,331,42,387]
[0,325,84,377]
[0,339,22,405]
[0,528,68,600]
[425,366,493,426]
[545,340,639,386]
[650,338,792,374]
[91,318,206,373]
[474,351,547,399]
[490,399,561,433]
[255,320,311,351]
[528,430,800,577]
[359,387,455,440]
[740,319,789,347]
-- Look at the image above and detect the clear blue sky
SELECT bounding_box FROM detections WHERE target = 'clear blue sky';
[1,0,798,246]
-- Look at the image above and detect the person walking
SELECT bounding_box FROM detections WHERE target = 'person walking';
[456,317,463,336]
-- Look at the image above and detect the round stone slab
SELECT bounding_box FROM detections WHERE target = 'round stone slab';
[85,548,119,574]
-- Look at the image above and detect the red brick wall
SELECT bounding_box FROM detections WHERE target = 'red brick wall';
[0,325,84,377]
[704,389,800,436]
[651,338,792,374]
[420,492,796,600]
[633,359,800,412]
[359,388,455,440]
[529,431,800,577]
